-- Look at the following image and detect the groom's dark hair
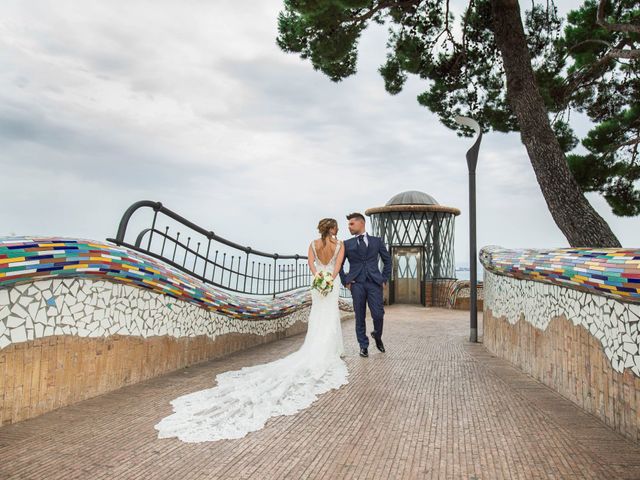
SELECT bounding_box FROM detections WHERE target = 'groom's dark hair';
[346,212,365,222]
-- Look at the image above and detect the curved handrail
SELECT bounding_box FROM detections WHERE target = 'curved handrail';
[110,200,301,260]
[113,200,160,245]
[108,200,350,298]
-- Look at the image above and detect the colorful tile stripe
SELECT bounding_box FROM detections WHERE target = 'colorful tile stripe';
[480,246,640,304]
[0,237,352,320]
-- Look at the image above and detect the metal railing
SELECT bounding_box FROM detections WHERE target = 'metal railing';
[107,201,350,298]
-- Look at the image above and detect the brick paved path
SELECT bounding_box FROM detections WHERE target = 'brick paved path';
[2,306,640,479]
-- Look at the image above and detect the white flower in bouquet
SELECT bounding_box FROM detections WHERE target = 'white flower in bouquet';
[311,271,334,296]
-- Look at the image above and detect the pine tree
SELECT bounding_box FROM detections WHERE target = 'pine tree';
[277,0,638,247]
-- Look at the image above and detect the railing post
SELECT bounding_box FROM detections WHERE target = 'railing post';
[272,255,278,299]
[222,253,227,287]
[194,242,201,275]
[172,232,180,262]
[160,226,169,256]
[184,237,191,267]
[202,233,213,280]
[243,248,251,292]
[147,204,160,251]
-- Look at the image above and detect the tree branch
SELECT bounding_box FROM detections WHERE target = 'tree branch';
[560,39,632,103]
[597,0,640,34]
[461,0,475,53]
[617,136,640,149]
[566,39,639,60]
[569,39,613,50]
[353,0,421,25]
[608,48,640,60]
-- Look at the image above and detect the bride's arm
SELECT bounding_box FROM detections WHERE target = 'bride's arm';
[307,243,318,276]
[332,241,345,280]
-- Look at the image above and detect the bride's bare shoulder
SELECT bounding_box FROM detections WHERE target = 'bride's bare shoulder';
[313,237,338,244]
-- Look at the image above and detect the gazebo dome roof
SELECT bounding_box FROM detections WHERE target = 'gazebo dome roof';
[366,190,460,216]
[385,191,439,206]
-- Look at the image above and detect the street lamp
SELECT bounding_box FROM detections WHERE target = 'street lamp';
[454,115,482,343]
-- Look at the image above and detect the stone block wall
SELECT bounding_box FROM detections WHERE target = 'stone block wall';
[484,310,640,441]
[0,323,311,426]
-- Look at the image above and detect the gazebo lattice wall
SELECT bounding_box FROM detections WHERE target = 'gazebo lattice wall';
[366,192,460,307]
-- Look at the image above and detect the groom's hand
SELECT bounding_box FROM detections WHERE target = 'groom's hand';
[346,283,352,290]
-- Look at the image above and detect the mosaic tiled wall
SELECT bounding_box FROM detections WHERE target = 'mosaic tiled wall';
[0,278,316,351]
[484,271,640,375]
[481,246,640,441]
[0,237,352,323]
[480,246,640,303]
[481,246,640,374]
[0,236,353,351]
[0,237,354,425]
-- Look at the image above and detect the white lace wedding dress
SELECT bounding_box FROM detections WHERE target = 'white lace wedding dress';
[154,240,348,443]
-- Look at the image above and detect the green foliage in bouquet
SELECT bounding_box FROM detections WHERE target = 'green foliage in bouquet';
[311,271,335,296]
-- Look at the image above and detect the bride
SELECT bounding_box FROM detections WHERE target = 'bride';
[155,218,348,443]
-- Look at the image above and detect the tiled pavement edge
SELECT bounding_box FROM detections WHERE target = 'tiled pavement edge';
[1,306,640,479]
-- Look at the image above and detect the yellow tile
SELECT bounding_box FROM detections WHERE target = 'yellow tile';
[0,257,26,265]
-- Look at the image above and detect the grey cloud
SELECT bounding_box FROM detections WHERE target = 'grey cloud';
[0,0,637,258]
[0,97,244,193]
[0,101,71,146]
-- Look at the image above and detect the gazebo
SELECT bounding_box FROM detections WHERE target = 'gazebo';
[365,191,460,306]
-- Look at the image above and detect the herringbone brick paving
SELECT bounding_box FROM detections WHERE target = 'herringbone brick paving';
[1,306,640,479]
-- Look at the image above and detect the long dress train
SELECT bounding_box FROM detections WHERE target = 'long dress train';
[154,240,348,443]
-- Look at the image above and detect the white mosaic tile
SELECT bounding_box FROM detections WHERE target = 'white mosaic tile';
[6,316,24,328]
[9,289,20,304]
[485,271,640,375]
[0,289,9,306]
[11,303,28,319]
[10,326,27,343]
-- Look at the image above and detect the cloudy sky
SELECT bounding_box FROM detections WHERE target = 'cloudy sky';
[1,0,637,268]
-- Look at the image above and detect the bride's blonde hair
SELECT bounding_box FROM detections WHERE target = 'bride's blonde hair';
[317,218,337,247]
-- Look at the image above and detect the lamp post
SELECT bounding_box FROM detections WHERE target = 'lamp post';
[454,115,482,343]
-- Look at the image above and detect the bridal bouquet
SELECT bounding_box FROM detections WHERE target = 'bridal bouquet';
[311,271,334,296]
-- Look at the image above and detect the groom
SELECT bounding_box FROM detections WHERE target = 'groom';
[339,213,392,358]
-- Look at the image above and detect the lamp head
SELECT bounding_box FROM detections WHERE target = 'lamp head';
[454,115,482,172]
[454,115,481,136]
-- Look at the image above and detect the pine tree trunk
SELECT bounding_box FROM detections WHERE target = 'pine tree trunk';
[490,0,621,247]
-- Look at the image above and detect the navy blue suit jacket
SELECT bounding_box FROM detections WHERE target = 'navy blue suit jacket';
[339,235,392,286]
